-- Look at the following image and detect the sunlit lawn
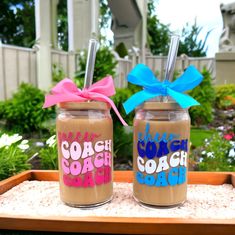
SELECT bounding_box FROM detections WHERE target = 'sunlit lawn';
[190,127,216,148]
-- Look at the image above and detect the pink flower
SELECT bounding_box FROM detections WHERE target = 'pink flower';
[224,133,235,140]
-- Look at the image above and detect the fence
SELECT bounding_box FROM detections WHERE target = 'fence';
[0,44,76,100]
[51,49,76,80]
[146,55,215,80]
[0,43,216,100]
[0,44,37,100]
[114,58,132,88]
[114,55,215,88]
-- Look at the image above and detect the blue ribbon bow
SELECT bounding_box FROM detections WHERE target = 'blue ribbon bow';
[123,64,203,114]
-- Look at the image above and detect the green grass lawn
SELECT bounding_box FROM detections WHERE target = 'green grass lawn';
[190,127,216,148]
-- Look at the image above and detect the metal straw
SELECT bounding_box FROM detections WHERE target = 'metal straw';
[164,35,180,82]
[161,35,180,102]
[84,39,98,88]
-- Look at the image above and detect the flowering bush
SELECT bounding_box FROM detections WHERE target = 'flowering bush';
[215,84,235,109]
[39,135,58,170]
[224,132,235,141]
[197,132,235,171]
[0,133,30,180]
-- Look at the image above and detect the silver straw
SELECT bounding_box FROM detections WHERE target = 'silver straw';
[164,35,180,82]
[162,35,180,102]
[84,39,98,88]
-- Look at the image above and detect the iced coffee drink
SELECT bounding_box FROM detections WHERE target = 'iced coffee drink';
[56,101,113,207]
[133,102,190,206]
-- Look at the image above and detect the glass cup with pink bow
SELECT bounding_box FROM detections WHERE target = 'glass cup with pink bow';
[43,39,127,208]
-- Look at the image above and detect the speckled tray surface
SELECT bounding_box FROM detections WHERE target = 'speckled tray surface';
[0,170,235,234]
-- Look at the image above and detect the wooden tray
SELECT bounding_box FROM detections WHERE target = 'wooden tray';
[0,170,235,235]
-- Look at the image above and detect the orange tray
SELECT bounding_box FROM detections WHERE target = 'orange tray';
[0,170,235,235]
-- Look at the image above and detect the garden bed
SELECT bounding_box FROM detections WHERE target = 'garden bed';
[0,170,235,234]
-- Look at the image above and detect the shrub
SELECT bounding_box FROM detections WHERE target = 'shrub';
[188,68,216,126]
[112,88,134,127]
[0,101,5,119]
[39,135,58,170]
[197,133,235,171]
[215,84,235,109]
[113,126,133,163]
[0,133,30,180]
[0,83,55,133]
[52,63,66,83]
[75,46,117,86]
[115,42,128,58]
[113,127,133,170]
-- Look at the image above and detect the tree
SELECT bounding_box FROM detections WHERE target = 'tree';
[0,0,68,50]
[0,0,35,47]
[99,0,111,30]
[178,20,209,57]
[0,0,210,57]
[75,46,117,85]
[147,0,171,55]
[57,0,68,51]
[147,1,210,57]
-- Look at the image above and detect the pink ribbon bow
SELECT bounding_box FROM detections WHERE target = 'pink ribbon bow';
[43,76,127,126]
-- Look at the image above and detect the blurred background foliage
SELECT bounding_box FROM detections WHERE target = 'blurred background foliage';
[0,0,208,56]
